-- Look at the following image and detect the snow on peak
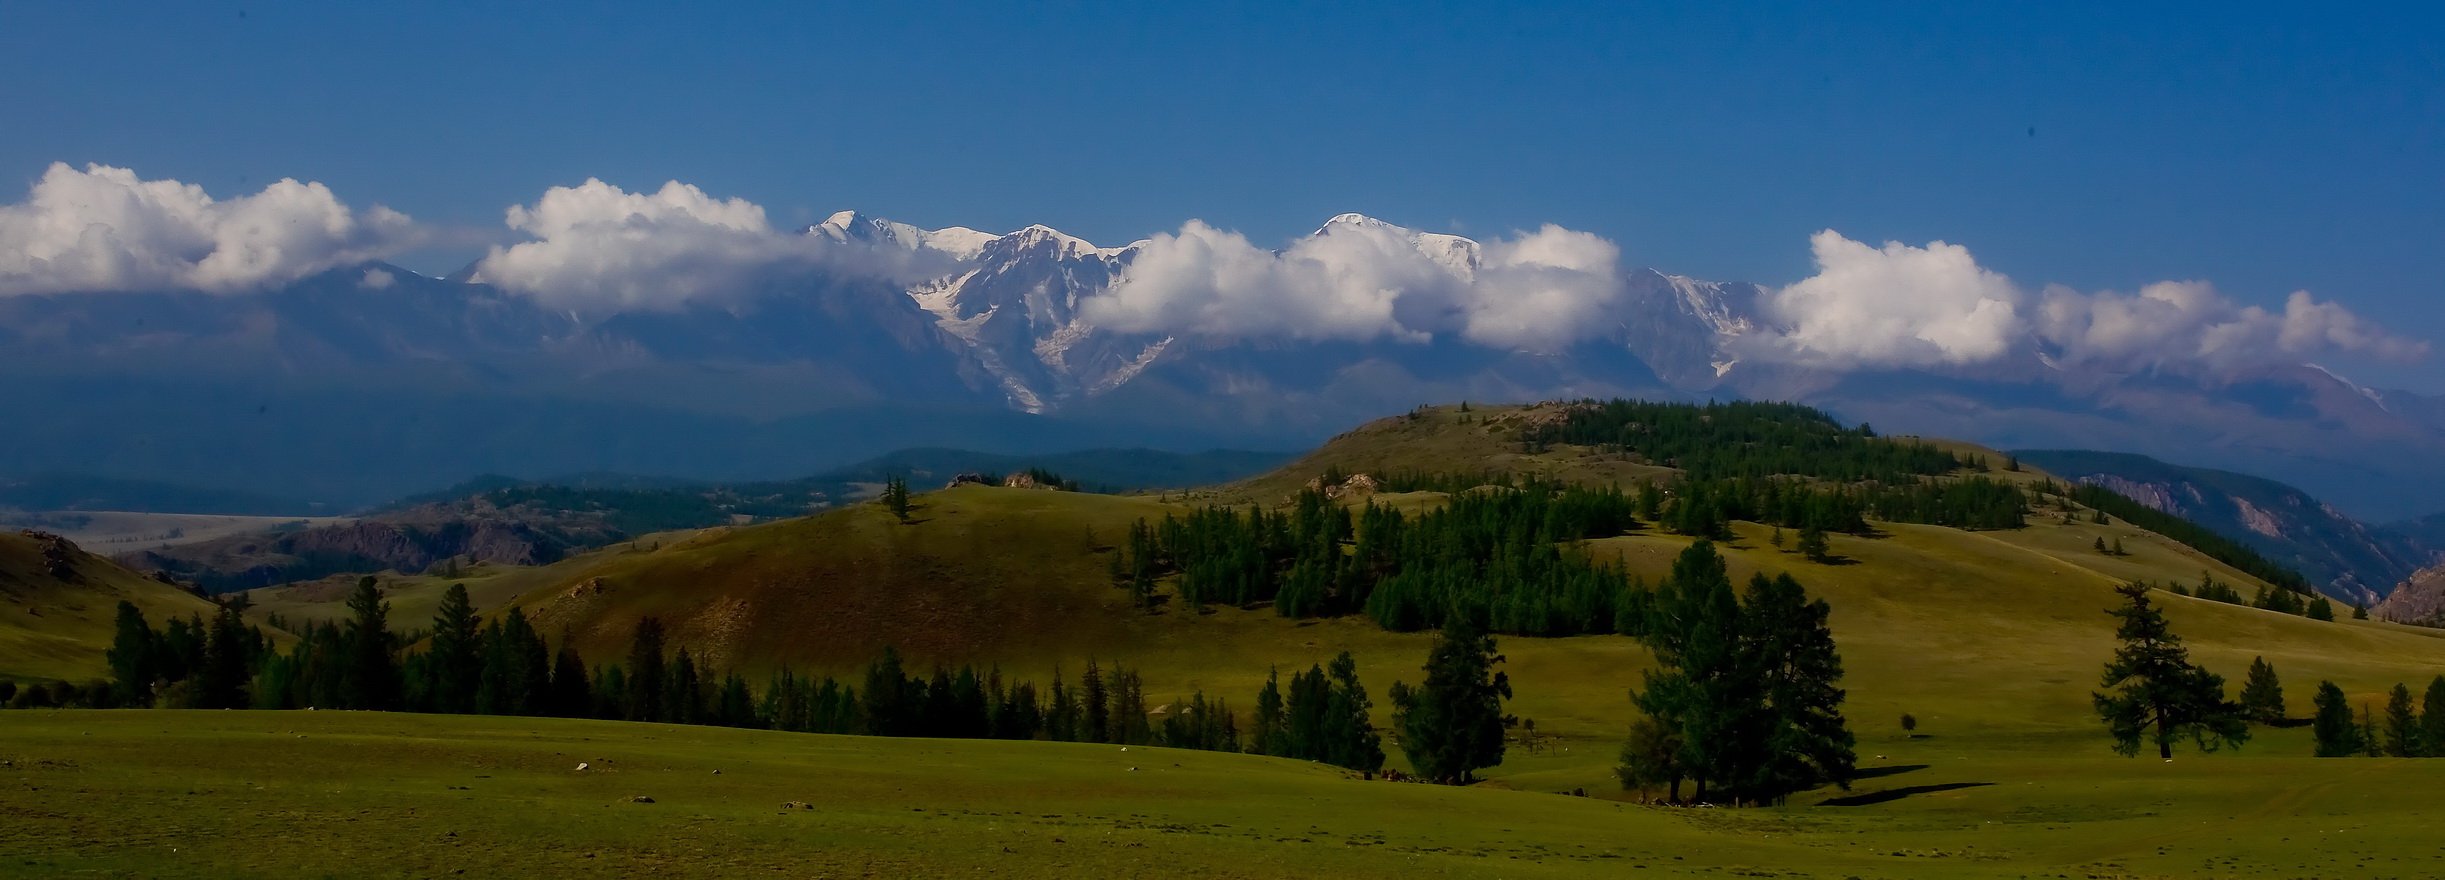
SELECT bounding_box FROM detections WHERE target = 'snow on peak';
[996,224,1123,260]
[1316,212,1398,235]
[808,210,995,261]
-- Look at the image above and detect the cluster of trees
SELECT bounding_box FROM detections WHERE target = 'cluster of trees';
[2309,675,2445,758]
[1121,483,1645,636]
[2165,572,2342,622]
[1640,475,2026,539]
[102,597,270,709]
[1521,399,1968,482]
[1249,653,1384,773]
[1617,541,1856,805]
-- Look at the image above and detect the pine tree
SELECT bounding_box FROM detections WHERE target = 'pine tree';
[1251,667,1287,756]
[624,617,667,723]
[341,576,399,710]
[666,647,703,725]
[2237,657,2285,724]
[2310,681,2360,757]
[2361,703,2382,757]
[862,647,910,736]
[196,603,258,710]
[2306,595,2335,622]
[1388,614,1512,785]
[106,601,158,706]
[425,583,482,714]
[1797,526,1830,563]
[882,476,913,523]
[2092,583,2249,759]
[2352,603,2369,620]
[2384,683,2419,757]
[1322,651,1384,773]
[550,642,591,717]
[2421,676,2445,758]
[1081,660,1110,744]
[1742,572,1856,801]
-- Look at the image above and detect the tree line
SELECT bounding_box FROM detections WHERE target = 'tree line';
[1519,399,1969,482]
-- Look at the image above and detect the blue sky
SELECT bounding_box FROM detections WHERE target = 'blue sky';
[3,1,2438,388]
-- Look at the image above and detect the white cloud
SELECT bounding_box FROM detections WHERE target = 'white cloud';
[359,267,396,290]
[1749,231,2024,368]
[1749,229,2425,374]
[0,162,419,296]
[1080,216,1627,351]
[2037,281,2427,371]
[471,178,954,310]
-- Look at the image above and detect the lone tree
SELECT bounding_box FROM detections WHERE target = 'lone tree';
[2310,681,2361,757]
[1388,614,1512,784]
[881,476,913,522]
[2093,582,2249,759]
[1797,526,1830,563]
[2238,657,2286,724]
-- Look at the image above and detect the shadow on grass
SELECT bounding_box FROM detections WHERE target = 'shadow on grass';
[1849,764,1930,781]
[1820,782,1994,807]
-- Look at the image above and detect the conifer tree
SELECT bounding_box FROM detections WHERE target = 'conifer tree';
[1742,572,1856,800]
[107,601,158,706]
[666,647,703,725]
[882,476,913,522]
[1797,526,1830,563]
[425,584,482,714]
[341,576,399,710]
[1323,652,1384,773]
[2310,681,2360,757]
[862,647,910,736]
[1081,660,1110,744]
[2384,683,2419,757]
[2306,595,2335,622]
[2237,657,2285,724]
[1046,668,1078,742]
[624,617,667,723]
[1251,667,1287,756]
[2352,603,2369,620]
[1388,614,1512,784]
[2361,703,2382,757]
[2092,583,2249,759]
[2421,676,2445,758]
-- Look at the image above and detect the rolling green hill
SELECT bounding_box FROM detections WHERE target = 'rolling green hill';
[10,400,2445,875]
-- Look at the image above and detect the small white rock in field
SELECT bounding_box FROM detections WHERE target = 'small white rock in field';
[576,762,590,771]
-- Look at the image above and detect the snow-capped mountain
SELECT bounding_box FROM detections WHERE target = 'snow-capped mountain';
[1,211,2439,526]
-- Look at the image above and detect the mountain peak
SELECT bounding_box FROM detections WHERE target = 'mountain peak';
[1316,212,1399,235]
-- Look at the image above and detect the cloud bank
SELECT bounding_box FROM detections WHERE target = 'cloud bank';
[0,162,419,296]
[471,179,955,310]
[1081,217,1628,351]
[1748,230,2425,374]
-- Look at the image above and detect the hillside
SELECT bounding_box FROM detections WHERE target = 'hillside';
[119,446,1290,593]
[0,530,224,682]
[2017,449,2438,602]
[343,401,2445,800]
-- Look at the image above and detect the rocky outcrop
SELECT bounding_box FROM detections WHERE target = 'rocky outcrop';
[2374,565,2445,625]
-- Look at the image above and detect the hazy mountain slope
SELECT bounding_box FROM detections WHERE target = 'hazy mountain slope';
[2016,449,2437,601]
[3,216,2439,520]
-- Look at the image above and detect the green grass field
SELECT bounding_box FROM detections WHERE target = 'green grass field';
[6,709,2445,878]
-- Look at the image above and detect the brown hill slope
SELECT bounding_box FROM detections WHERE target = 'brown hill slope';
[0,530,223,681]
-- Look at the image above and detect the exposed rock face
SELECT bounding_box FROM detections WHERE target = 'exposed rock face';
[2020,450,2438,601]
[20,530,79,581]
[1001,472,1041,490]
[1302,472,1381,500]
[2375,565,2445,625]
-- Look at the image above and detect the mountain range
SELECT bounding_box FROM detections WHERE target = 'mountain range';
[3,212,2441,524]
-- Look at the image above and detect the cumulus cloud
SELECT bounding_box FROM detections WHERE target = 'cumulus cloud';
[471,179,952,310]
[359,267,396,290]
[1080,216,1627,351]
[0,162,419,295]
[2036,281,2428,371]
[1749,230,2424,374]
[1749,231,2024,368]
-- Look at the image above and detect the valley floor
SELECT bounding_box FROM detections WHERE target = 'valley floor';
[4,711,2442,878]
